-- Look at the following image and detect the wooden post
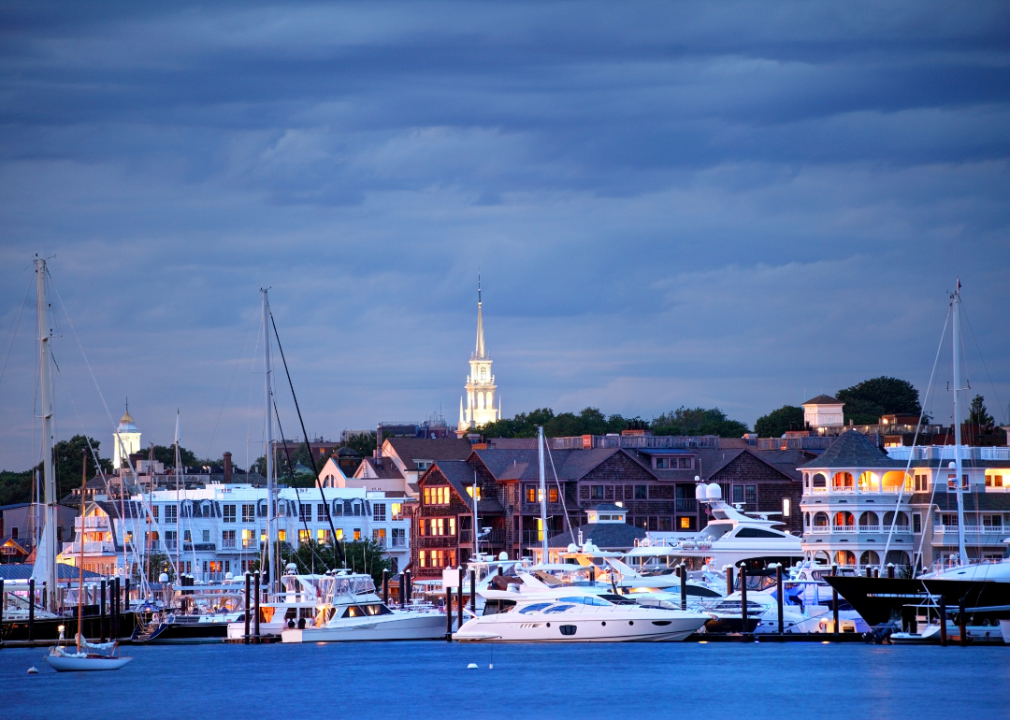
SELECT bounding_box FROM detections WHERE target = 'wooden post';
[445,586,453,641]
[404,569,412,608]
[887,563,895,579]
[100,579,107,642]
[679,563,687,611]
[740,565,748,636]
[775,564,784,636]
[831,564,839,636]
[470,569,477,613]
[243,572,251,643]
[0,578,4,646]
[382,569,389,605]
[939,595,948,646]
[458,566,465,623]
[725,565,734,597]
[253,572,261,641]
[958,597,967,647]
[28,578,35,645]
[124,578,131,614]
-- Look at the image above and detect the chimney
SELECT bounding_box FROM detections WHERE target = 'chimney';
[375,424,383,466]
[223,452,232,483]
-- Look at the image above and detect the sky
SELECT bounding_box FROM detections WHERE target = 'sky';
[1,1,1009,471]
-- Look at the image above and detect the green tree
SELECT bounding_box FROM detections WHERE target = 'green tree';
[134,551,175,584]
[968,394,994,427]
[281,540,392,587]
[651,406,749,438]
[51,436,113,501]
[145,445,199,468]
[342,432,377,458]
[836,377,922,425]
[754,405,806,437]
[0,469,34,506]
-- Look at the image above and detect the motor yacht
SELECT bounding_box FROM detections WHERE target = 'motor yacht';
[624,483,803,572]
[280,572,445,642]
[454,584,710,642]
[226,569,327,639]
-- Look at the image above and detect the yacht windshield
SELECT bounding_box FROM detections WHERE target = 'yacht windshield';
[558,596,611,606]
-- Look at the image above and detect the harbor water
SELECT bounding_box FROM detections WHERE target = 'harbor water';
[2,642,1009,719]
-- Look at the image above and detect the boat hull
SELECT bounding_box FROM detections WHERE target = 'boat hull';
[136,620,229,644]
[281,613,446,643]
[822,576,927,626]
[454,614,708,642]
[45,654,133,671]
[2,613,138,643]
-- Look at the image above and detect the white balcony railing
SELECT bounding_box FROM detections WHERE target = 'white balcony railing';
[934,525,1006,535]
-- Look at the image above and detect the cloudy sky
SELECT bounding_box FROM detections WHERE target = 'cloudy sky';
[1,1,1008,470]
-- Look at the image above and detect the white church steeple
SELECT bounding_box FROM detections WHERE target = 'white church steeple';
[458,276,501,435]
[113,399,142,470]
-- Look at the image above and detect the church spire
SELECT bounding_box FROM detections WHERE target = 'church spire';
[475,273,486,359]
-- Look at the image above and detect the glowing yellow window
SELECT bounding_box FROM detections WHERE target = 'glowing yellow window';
[335,528,344,540]
[241,529,253,548]
[466,487,481,501]
[317,529,329,542]
[278,530,287,542]
[353,529,361,541]
[298,529,310,544]
[449,518,456,535]
[680,517,691,529]
[423,488,431,505]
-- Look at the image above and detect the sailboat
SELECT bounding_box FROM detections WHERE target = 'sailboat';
[45,452,133,671]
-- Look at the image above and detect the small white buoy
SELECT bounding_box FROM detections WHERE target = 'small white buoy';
[27,666,39,674]
[489,664,493,670]
[467,663,478,669]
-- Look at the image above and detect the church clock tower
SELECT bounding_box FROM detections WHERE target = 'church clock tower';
[458,278,501,435]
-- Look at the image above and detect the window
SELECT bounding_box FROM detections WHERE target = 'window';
[656,458,668,469]
[678,457,692,469]
[391,503,403,520]
[242,529,254,548]
[222,530,236,548]
[549,487,559,503]
[151,505,159,521]
[165,530,177,549]
[184,529,191,543]
[223,505,236,523]
[735,528,781,539]
[318,529,330,543]
[465,487,482,501]
[419,550,428,568]
[745,486,756,506]
[424,486,450,505]
[659,517,672,531]
[353,529,361,541]
[241,504,255,522]
[335,528,344,541]
[278,529,287,542]
[299,503,312,522]
[392,528,406,547]
[10,527,18,540]
[526,486,537,503]
[680,517,691,529]
[986,474,1004,488]
[635,485,647,500]
[315,504,326,521]
[373,528,387,547]
[591,486,604,500]
[374,504,386,522]
[165,505,177,523]
[648,517,658,532]
[913,514,922,533]
[298,529,310,544]
[732,486,744,504]
[915,474,929,492]
[202,530,210,543]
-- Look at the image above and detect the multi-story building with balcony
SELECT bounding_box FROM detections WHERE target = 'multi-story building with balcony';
[56,484,411,581]
[799,430,1010,570]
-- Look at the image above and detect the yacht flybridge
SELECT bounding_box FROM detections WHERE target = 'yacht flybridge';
[625,483,803,572]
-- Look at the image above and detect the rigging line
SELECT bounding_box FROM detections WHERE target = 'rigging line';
[887,302,951,573]
[244,321,263,477]
[0,271,33,391]
[204,322,257,461]
[273,396,327,572]
[268,308,344,565]
[959,298,1005,425]
[543,440,576,536]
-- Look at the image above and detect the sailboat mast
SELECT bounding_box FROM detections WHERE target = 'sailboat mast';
[174,412,182,577]
[78,450,86,653]
[36,257,57,613]
[538,426,548,563]
[262,289,275,594]
[951,280,968,565]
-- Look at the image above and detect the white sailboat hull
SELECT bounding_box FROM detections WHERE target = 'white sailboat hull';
[281,612,446,642]
[45,654,133,671]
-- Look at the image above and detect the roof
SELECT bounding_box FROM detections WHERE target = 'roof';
[589,503,625,512]
[0,563,106,581]
[385,438,474,471]
[422,461,504,512]
[548,523,647,549]
[473,448,644,483]
[799,430,901,469]
[922,491,1010,512]
[359,457,405,480]
[803,394,843,406]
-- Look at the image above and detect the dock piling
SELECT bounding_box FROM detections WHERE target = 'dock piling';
[253,572,261,641]
[958,597,967,647]
[100,579,107,642]
[0,578,4,646]
[775,563,784,635]
[469,569,476,613]
[831,564,839,636]
[445,585,453,641]
[28,578,35,645]
[243,572,251,644]
[939,596,948,646]
[382,569,389,606]
[740,565,748,637]
[679,563,687,611]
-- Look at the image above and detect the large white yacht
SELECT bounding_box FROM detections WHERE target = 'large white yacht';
[454,582,710,642]
[226,568,328,640]
[280,572,445,643]
[625,483,803,572]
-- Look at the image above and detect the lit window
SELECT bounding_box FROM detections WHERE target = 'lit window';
[526,486,537,503]
[465,487,482,501]
[298,529,310,544]
[241,529,253,548]
[391,503,403,520]
[549,487,559,503]
[680,517,691,529]
[353,529,361,541]
[318,529,330,543]
[278,530,287,542]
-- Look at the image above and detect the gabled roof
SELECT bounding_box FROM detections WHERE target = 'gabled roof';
[421,461,503,512]
[472,447,651,483]
[357,457,405,480]
[799,430,901,469]
[803,394,843,405]
[385,438,474,471]
[548,523,646,549]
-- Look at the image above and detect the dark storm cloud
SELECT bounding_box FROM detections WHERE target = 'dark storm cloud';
[1,1,1008,468]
